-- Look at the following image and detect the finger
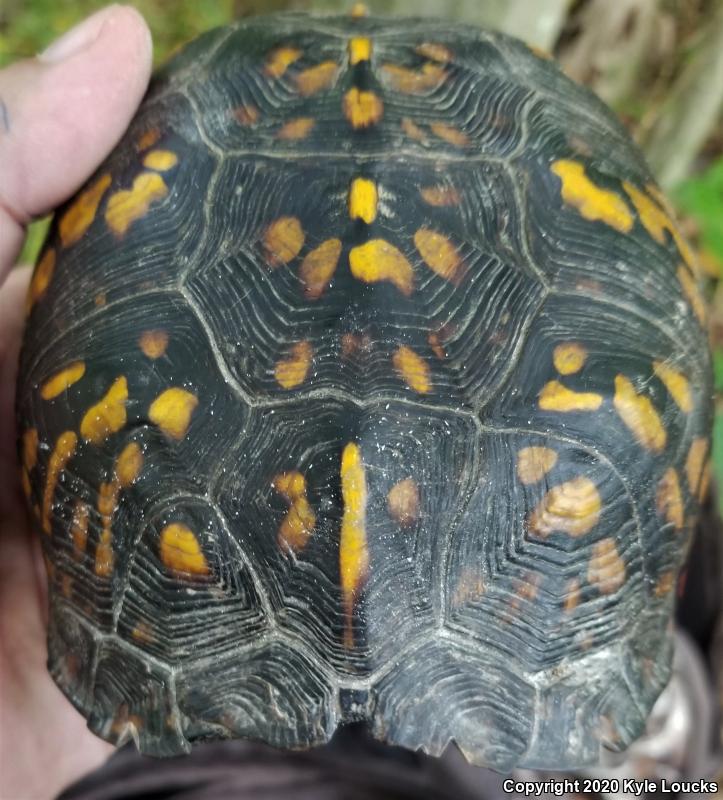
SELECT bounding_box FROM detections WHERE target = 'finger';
[0,4,152,280]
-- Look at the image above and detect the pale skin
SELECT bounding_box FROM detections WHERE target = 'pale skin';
[0,7,152,798]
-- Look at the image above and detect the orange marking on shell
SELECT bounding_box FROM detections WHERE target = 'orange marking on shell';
[263,216,305,265]
[415,42,453,62]
[350,2,369,18]
[656,468,684,530]
[401,117,427,142]
[340,443,369,648]
[159,522,209,576]
[516,446,558,485]
[275,341,313,389]
[686,437,709,495]
[392,345,431,394]
[276,117,316,140]
[414,228,464,282]
[148,387,199,440]
[553,342,586,375]
[428,332,446,359]
[538,380,602,412]
[349,239,414,295]
[265,46,302,78]
[430,122,469,147]
[613,374,666,453]
[299,239,342,299]
[677,266,707,326]
[115,442,143,488]
[587,538,626,594]
[343,88,383,129]
[59,173,112,247]
[272,471,316,552]
[564,579,581,613]
[420,185,460,206]
[42,431,78,535]
[131,621,155,643]
[40,361,86,400]
[294,61,339,96]
[139,330,169,359]
[341,332,371,359]
[142,149,178,172]
[698,458,712,503]
[387,478,420,526]
[105,172,168,237]
[653,360,692,413]
[528,477,601,538]
[70,500,90,557]
[80,376,128,444]
[136,128,161,151]
[26,248,56,312]
[380,62,446,94]
[22,429,39,473]
[95,527,114,577]
[233,105,260,126]
[654,570,675,598]
[451,567,486,607]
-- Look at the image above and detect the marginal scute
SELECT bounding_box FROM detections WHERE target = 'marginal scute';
[80,376,128,444]
[551,160,633,233]
[653,360,692,413]
[613,375,666,453]
[516,446,557,485]
[528,477,601,538]
[40,361,86,401]
[677,266,707,325]
[26,249,56,312]
[148,387,199,440]
[587,538,626,594]
[685,437,709,495]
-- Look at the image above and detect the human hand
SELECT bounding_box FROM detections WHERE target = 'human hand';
[0,7,152,798]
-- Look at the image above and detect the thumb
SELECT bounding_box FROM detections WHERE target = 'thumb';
[0,4,152,275]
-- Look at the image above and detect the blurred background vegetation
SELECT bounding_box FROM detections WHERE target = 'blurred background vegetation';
[1,0,722,507]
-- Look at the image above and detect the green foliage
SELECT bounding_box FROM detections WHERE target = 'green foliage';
[674,156,723,263]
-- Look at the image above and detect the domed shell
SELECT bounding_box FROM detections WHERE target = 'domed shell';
[16,10,712,771]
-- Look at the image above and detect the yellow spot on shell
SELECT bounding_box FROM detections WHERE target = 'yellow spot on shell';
[428,332,445,359]
[80,376,128,444]
[623,182,697,271]
[516,446,558,485]
[551,160,633,233]
[294,61,339,96]
[380,62,446,94]
[686,437,708,494]
[136,128,160,151]
[115,442,143,488]
[59,173,112,247]
[42,431,77,535]
[299,238,342,299]
[654,571,675,597]
[343,88,383,129]
[392,345,431,394]
[415,42,453,62]
[26,249,56,312]
[40,361,86,400]
[265,46,302,78]
[698,458,712,503]
[148,387,199,440]
[95,528,114,577]
[430,122,469,147]
[159,522,209,576]
[70,500,89,557]
[587,538,626,594]
[273,471,316,552]
[350,2,368,18]
[277,117,315,140]
[349,239,414,295]
[420,185,460,206]
[653,361,692,413]
[348,37,372,65]
[22,429,38,472]
[401,117,426,142]
[553,343,586,375]
[233,105,259,126]
[656,468,683,530]
[131,622,154,643]
[340,443,369,648]
[677,266,707,325]
[613,374,666,453]
[105,172,168,237]
[275,341,313,389]
[451,568,486,607]
[139,330,169,359]
[349,177,378,223]
[387,478,419,526]
[142,149,178,171]
[539,380,603,412]
[414,228,463,282]
[564,579,581,613]
[263,216,305,265]
[529,476,601,538]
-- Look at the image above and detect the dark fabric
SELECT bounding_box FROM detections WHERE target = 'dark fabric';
[57,723,515,800]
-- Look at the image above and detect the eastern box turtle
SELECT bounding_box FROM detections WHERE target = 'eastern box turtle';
[16,8,712,772]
